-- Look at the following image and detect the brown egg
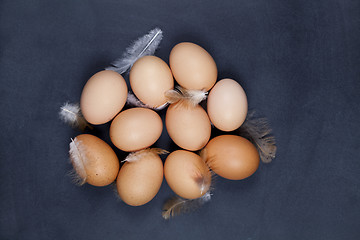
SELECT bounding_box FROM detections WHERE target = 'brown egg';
[69,134,120,187]
[130,56,174,108]
[203,135,259,180]
[110,107,163,152]
[164,150,211,199]
[165,103,211,151]
[169,42,217,91]
[116,149,164,206]
[207,79,248,131]
[80,70,128,125]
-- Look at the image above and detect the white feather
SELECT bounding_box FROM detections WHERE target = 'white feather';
[106,28,163,74]
[126,92,169,110]
[59,102,90,130]
[122,148,168,163]
[69,138,87,185]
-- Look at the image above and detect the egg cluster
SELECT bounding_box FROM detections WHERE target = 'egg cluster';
[64,41,269,218]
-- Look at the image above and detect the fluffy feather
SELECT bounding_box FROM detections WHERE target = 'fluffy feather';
[165,86,207,108]
[106,28,163,74]
[59,102,90,130]
[194,174,211,195]
[126,92,168,110]
[162,192,212,220]
[69,138,87,185]
[192,165,213,195]
[122,148,168,163]
[126,92,148,108]
[238,111,277,163]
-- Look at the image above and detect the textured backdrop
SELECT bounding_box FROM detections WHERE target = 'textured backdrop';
[1,0,359,239]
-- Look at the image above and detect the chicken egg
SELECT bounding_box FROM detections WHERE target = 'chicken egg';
[130,56,174,108]
[165,103,211,151]
[207,79,248,131]
[69,134,120,187]
[116,149,164,206]
[164,150,211,199]
[110,107,163,152]
[169,42,217,91]
[203,135,259,180]
[80,70,128,125]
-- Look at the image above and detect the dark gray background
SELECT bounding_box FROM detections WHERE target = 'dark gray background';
[1,0,359,239]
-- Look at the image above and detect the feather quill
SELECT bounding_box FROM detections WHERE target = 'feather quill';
[162,191,211,220]
[238,111,277,163]
[69,138,87,185]
[59,102,91,130]
[165,86,207,108]
[122,148,168,163]
[106,28,163,74]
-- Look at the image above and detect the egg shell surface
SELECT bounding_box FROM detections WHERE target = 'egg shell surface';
[207,79,248,131]
[110,108,163,152]
[117,151,163,206]
[169,42,217,91]
[130,56,174,108]
[165,103,211,151]
[204,135,259,180]
[71,134,120,187]
[80,70,128,125]
[164,150,211,199]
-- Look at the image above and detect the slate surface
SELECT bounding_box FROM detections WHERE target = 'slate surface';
[0,1,359,239]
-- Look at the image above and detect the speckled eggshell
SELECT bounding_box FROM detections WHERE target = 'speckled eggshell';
[71,134,120,187]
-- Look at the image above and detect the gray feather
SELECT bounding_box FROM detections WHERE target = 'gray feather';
[106,28,163,74]
[162,192,211,220]
[239,111,277,163]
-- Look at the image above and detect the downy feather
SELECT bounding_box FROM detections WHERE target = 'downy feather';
[69,138,87,185]
[162,191,212,220]
[126,92,168,110]
[165,86,207,108]
[106,28,163,74]
[59,102,90,130]
[192,165,213,195]
[122,148,168,163]
[238,111,277,163]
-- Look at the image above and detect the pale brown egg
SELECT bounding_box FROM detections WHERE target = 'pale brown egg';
[165,103,211,151]
[110,107,163,152]
[80,70,128,125]
[69,134,120,187]
[116,149,164,206]
[203,135,259,180]
[169,42,217,91]
[130,56,174,108]
[207,79,248,131]
[164,150,211,199]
